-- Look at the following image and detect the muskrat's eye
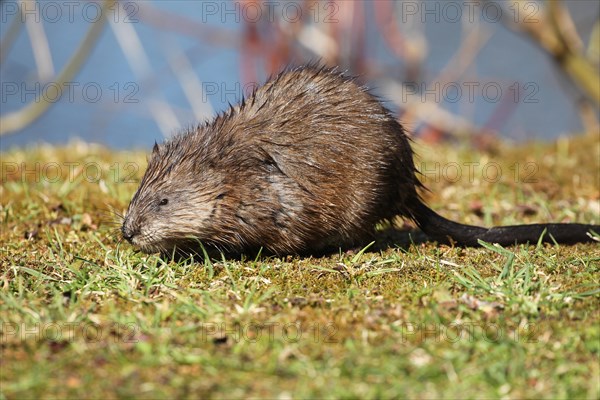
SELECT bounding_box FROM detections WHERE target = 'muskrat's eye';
[159,198,168,206]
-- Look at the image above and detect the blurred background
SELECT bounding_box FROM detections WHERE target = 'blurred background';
[1,0,598,150]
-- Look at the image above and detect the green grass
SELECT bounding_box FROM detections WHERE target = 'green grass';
[1,134,599,399]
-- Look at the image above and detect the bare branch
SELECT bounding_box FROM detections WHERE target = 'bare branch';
[0,0,117,137]
[486,0,599,105]
[0,7,24,63]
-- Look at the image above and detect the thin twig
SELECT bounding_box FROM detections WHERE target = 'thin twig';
[24,3,54,81]
[109,2,180,137]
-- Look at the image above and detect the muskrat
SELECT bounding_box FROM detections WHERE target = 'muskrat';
[121,65,599,256]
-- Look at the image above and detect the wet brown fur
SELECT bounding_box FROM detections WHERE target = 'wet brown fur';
[122,65,599,256]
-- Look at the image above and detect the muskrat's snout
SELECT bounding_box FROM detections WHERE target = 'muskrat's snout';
[121,219,138,244]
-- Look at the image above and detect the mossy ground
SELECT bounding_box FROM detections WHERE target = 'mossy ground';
[1,134,599,399]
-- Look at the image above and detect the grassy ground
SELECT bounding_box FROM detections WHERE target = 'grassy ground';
[1,134,599,399]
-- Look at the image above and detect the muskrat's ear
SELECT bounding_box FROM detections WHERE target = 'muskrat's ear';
[152,142,159,154]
